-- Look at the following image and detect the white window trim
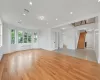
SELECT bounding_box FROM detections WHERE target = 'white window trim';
[11,29,16,44]
[0,24,2,47]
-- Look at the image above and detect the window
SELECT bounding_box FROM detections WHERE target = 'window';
[18,31,32,43]
[0,24,2,47]
[34,32,38,43]
[11,29,15,44]
[28,33,32,43]
[24,32,28,43]
[18,31,23,43]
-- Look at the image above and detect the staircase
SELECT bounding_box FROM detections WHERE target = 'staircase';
[77,32,87,49]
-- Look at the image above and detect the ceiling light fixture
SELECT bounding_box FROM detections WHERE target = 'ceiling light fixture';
[70,12,73,14]
[23,13,26,16]
[56,18,58,20]
[62,28,65,30]
[29,1,32,5]
[98,0,100,2]
[38,16,45,20]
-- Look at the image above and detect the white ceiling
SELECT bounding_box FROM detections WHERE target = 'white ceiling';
[0,0,100,29]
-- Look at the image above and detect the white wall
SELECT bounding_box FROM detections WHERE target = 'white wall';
[38,28,63,50]
[0,23,9,60]
[0,23,9,53]
[0,19,2,60]
[0,19,2,47]
[51,29,63,50]
[85,31,94,49]
[38,28,53,50]
[63,27,76,50]
[59,31,63,48]
[94,30,99,62]
[98,15,100,63]
[75,30,80,49]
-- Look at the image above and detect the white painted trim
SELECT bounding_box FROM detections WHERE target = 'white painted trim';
[0,19,2,48]
[98,15,100,63]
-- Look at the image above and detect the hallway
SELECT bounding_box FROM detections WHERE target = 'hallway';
[55,49,97,62]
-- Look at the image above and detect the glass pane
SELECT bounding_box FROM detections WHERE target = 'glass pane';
[34,32,38,43]
[24,32,28,43]
[11,29,15,44]
[18,31,23,43]
[28,33,32,43]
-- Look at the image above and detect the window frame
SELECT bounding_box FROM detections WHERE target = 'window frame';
[18,31,24,43]
[34,32,38,43]
[0,24,2,47]
[28,32,32,43]
[11,29,16,44]
[24,32,28,43]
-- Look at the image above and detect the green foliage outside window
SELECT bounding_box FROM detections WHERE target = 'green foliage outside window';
[24,32,28,43]
[18,31,23,43]
[17,31,32,43]
[11,29,15,44]
[28,33,32,43]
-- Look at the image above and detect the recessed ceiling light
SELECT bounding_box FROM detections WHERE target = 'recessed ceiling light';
[62,28,65,30]
[98,0,100,2]
[70,12,73,14]
[56,18,58,20]
[38,16,45,20]
[23,13,26,16]
[29,1,32,5]
[19,20,22,22]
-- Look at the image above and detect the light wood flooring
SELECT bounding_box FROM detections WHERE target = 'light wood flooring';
[0,49,100,80]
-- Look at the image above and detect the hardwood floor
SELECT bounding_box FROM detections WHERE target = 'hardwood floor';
[0,49,100,80]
